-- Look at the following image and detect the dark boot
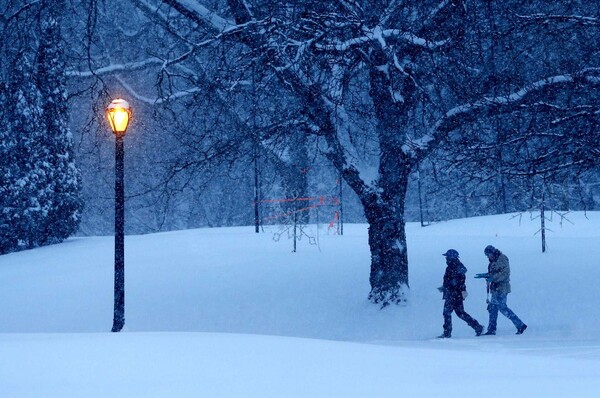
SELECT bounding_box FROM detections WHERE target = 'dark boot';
[482,330,496,336]
[437,333,451,339]
[516,324,528,335]
[475,324,484,336]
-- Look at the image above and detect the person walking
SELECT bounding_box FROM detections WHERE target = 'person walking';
[477,245,527,335]
[437,249,484,338]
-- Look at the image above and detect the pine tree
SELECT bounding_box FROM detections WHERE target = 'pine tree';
[0,53,49,252]
[0,81,15,253]
[0,1,82,254]
[35,3,83,244]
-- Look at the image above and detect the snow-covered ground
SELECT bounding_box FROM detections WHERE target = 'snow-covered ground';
[1,212,599,397]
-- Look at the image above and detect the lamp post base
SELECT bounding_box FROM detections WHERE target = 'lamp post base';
[111,319,124,333]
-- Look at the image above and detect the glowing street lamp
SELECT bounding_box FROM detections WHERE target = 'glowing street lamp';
[106,98,131,332]
[106,98,131,135]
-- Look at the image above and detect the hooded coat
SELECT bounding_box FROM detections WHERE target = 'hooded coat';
[442,258,468,301]
[488,250,512,294]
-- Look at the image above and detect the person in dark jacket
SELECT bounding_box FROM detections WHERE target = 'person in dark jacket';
[437,249,484,338]
[478,245,527,335]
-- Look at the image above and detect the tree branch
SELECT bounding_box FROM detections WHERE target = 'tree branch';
[161,0,234,33]
[66,58,164,77]
[517,14,600,27]
[315,27,450,52]
[409,69,600,155]
[2,0,41,24]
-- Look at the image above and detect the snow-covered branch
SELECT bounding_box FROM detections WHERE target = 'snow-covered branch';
[517,14,600,27]
[408,69,600,153]
[161,0,235,33]
[116,76,202,104]
[66,59,164,78]
[504,159,589,178]
[315,27,449,52]
[423,0,452,26]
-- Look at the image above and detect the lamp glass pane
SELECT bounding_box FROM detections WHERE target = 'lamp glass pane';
[107,108,130,133]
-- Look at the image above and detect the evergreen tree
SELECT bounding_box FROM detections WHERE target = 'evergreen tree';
[0,1,82,254]
[0,81,15,253]
[35,3,82,244]
[0,53,49,252]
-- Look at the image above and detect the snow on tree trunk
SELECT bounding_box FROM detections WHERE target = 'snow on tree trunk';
[364,196,410,306]
[360,47,416,306]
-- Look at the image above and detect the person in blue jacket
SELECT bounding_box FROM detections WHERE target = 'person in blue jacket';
[437,249,484,338]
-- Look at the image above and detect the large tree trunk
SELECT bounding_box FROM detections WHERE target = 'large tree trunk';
[363,130,412,306]
[362,49,416,306]
[364,192,410,307]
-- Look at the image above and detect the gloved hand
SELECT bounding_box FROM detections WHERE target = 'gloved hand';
[437,286,444,293]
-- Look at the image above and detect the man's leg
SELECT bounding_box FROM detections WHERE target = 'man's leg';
[486,299,499,335]
[497,296,526,332]
[454,301,483,335]
[441,300,453,337]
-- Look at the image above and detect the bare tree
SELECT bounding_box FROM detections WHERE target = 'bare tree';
[71,0,599,306]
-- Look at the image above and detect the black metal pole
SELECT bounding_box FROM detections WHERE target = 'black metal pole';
[541,192,546,253]
[417,167,425,227]
[252,60,260,234]
[112,133,125,332]
[339,170,344,236]
[254,149,260,233]
[293,208,297,252]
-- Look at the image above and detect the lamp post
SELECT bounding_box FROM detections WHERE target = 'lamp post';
[106,98,131,332]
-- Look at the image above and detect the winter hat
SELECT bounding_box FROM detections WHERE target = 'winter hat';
[484,245,496,256]
[442,249,459,259]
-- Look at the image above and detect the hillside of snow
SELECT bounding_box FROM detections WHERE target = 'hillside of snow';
[1,212,599,397]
